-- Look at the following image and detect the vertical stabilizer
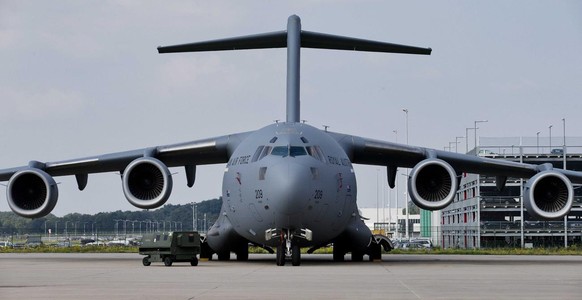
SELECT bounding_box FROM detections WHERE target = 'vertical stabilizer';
[286,15,301,123]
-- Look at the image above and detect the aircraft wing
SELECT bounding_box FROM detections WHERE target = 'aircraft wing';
[0,132,251,182]
[330,132,582,183]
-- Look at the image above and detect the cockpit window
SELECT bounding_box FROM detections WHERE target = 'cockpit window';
[253,145,320,160]
[271,146,288,156]
[269,145,308,157]
[251,146,264,162]
[307,146,326,163]
[259,146,272,160]
[290,146,307,157]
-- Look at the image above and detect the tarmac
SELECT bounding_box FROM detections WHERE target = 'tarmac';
[1,253,581,299]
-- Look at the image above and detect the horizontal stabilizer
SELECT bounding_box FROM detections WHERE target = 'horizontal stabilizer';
[158,31,431,56]
[301,31,431,55]
[158,31,287,53]
[157,15,432,124]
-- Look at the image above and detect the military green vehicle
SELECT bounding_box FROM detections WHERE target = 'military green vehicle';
[139,231,201,266]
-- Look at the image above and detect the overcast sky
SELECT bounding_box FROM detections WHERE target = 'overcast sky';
[1,1,581,216]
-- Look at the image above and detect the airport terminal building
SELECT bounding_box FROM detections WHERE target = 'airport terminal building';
[441,137,582,249]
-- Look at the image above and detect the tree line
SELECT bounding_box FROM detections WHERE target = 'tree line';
[0,198,222,236]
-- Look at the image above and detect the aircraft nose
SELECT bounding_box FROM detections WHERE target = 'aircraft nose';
[268,161,311,216]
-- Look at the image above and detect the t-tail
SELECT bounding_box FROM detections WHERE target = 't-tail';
[158,15,432,123]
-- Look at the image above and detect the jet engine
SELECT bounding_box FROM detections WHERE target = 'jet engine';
[408,159,458,210]
[7,169,58,218]
[122,157,173,209]
[524,171,573,220]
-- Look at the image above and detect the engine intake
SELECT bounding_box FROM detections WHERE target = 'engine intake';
[408,159,458,210]
[7,168,58,218]
[122,157,173,209]
[524,171,573,220]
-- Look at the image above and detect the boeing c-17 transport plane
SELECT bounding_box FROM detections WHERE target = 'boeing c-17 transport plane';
[1,15,581,266]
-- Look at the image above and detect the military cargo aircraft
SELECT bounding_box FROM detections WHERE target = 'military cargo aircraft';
[2,15,581,266]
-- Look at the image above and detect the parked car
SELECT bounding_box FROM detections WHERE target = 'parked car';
[399,241,426,249]
[411,239,432,248]
[0,241,13,248]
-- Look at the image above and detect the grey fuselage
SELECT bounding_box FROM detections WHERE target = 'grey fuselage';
[217,122,357,248]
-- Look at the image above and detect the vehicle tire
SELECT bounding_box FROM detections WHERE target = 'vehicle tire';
[142,257,151,266]
[164,256,173,266]
[190,257,198,266]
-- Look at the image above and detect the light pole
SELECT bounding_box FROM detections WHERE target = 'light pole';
[92,222,96,238]
[474,120,488,155]
[65,221,72,238]
[455,136,464,153]
[403,109,409,240]
[536,131,540,154]
[395,173,399,238]
[562,118,567,248]
[403,109,409,145]
[400,173,409,240]
[113,219,121,237]
[562,118,566,169]
[195,202,196,231]
[374,169,380,229]
[466,127,476,153]
[549,124,553,151]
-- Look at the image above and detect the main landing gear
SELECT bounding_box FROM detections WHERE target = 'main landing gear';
[266,228,312,267]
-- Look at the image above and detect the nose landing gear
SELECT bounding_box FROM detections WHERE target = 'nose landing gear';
[266,228,312,266]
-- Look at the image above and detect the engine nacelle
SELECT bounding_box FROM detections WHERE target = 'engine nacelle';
[408,159,458,210]
[524,171,573,220]
[122,157,173,209]
[7,168,58,218]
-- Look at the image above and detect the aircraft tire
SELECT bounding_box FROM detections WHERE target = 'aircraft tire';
[276,244,285,266]
[291,244,300,266]
[333,244,345,262]
[217,252,230,261]
[237,246,249,261]
[351,252,364,262]
[370,243,382,261]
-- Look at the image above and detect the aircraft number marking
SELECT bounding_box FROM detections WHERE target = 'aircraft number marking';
[228,155,251,166]
[314,189,323,199]
[255,189,263,199]
[327,156,351,166]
